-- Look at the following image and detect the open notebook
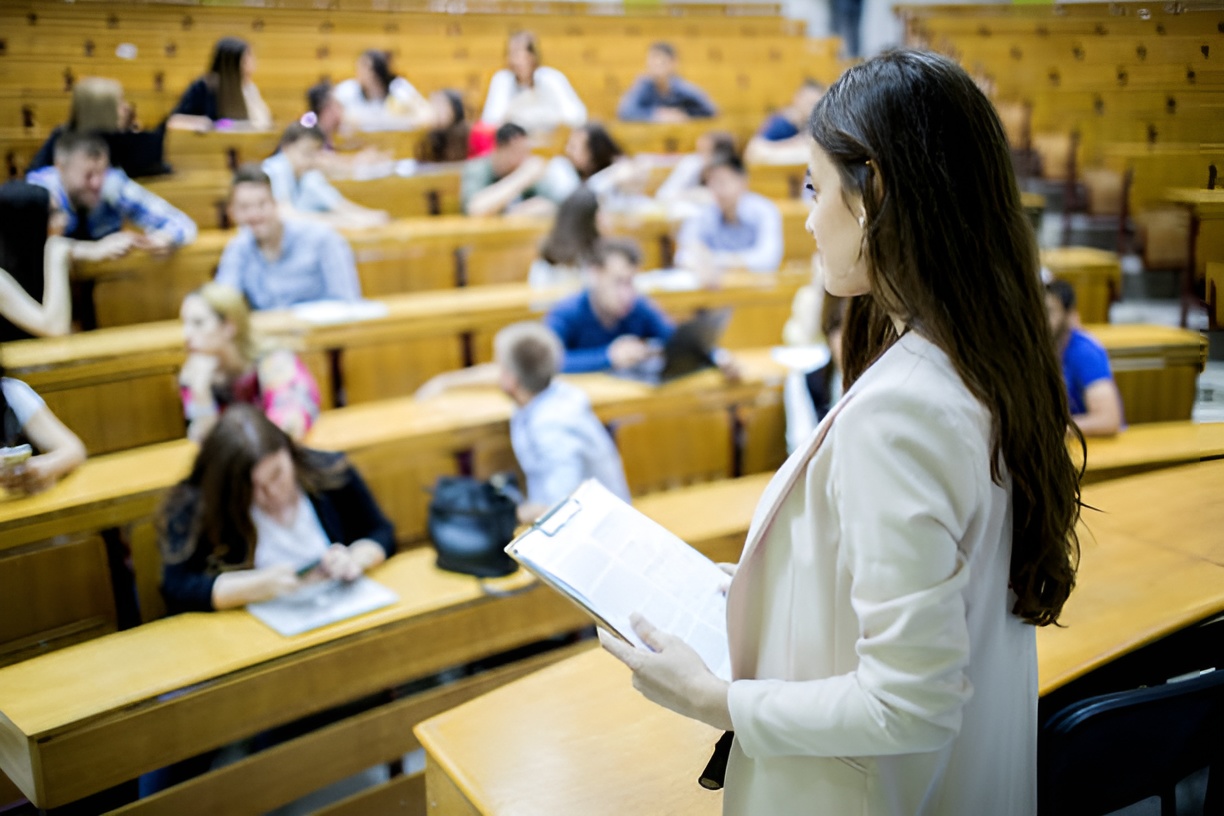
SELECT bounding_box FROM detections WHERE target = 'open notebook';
[247,577,398,637]
[506,480,732,681]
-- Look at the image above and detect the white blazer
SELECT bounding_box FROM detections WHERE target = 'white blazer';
[724,332,1037,816]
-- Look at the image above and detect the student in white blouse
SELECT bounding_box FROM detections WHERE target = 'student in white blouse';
[480,32,587,134]
[333,50,434,132]
[602,50,1083,816]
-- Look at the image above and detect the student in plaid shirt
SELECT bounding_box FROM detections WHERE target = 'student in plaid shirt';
[27,132,196,262]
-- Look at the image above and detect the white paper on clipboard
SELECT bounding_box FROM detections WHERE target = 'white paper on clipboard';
[506,480,732,681]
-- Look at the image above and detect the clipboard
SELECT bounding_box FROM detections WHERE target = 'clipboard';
[505,480,732,680]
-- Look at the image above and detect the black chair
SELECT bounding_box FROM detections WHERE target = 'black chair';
[1039,667,1224,816]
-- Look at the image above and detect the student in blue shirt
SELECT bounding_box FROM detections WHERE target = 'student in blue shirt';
[214,165,361,310]
[261,122,389,229]
[744,80,826,165]
[617,42,718,123]
[1045,279,1123,436]
[674,153,784,275]
[544,238,674,373]
[26,132,197,260]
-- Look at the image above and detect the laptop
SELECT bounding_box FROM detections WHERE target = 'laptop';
[619,308,732,385]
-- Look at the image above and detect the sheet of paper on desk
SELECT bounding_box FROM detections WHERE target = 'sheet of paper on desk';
[248,577,398,637]
[508,480,732,681]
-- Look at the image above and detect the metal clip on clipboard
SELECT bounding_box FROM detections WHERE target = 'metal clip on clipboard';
[531,496,583,537]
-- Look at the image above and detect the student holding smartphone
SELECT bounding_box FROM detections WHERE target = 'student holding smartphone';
[0,365,87,495]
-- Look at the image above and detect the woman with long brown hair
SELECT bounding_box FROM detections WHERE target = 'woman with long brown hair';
[168,37,272,131]
[479,31,587,134]
[603,49,1081,814]
[160,405,394,614]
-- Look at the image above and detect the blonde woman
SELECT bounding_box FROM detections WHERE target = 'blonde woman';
[178,283,320,443]
[28,77,162,176]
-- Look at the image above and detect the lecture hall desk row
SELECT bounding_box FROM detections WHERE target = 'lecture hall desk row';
[0,348,795,661]
[1,458,1221,814]
[1,271,809,455]
[68,199,816,329]
[1,298,1198,461]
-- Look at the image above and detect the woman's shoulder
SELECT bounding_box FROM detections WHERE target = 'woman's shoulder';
[535,65,572,83]
[841,334,991,441]
[1,377,45,424]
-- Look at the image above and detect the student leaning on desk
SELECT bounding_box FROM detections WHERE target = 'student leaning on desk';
[158,405,395,614]
[601,50,1082,815]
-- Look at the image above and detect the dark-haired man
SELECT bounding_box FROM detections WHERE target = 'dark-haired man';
[745,79,826,165]
[1045,279,1123,437]
[544,238,675,373]
[675,153,783,273]
[617,42,718,123]
[461,123,577,216]
[26,132,196,261]
[214,165,361,310]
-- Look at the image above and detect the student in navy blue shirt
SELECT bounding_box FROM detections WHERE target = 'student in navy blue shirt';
[617,43,717,123]
[745,80,826,165]
[1045,280,1123,436]
[545,238,674,373]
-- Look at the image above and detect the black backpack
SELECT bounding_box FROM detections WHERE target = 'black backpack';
[427,473,523,578]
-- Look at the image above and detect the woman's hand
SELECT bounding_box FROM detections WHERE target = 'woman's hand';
[317,540,386,582]
[600,613,733,731]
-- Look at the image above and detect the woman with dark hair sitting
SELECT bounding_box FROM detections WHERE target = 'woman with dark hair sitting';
[168,37,272,132]
[529,186,602,289]
[0,181,72,341]
[563,123,648,207]
[261,123,389,228]
[159,405,394,614]
[602,50,1083,814]
[0,362,86,496]
[421,90,496,162]
[334,49,433,132]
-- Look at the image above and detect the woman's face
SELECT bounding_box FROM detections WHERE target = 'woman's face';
[240,48,256,80]
[807,142,870,298]
[355,55,378,95]
[282,137,322,174]
[180,294,234,356]
[565,130,591,174]
[250,448,299,519]
[429,92,456,128]
[507,38,536,81]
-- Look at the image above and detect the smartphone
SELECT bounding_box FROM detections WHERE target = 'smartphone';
[0,444,32,468]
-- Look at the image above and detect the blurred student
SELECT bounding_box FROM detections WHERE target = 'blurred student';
[1045,279,1123,436]
[27,132,197,259]
[461,124,578,217]
[529,186,602,289]
[305,82,346,148]
[334,50,433,131]
[159,405,394,614]
[480,32,587,133]
[0,182,72,340]
[179,283,321,443]
[655,131,737,208]
[675,153,783,274]
[565,123,647,205]
[421,90,496,162]
[28,77,166,177]
[412,322,631,523]
[744,80,826,165]
[168,37,272,131]
[618,43,717,123]
[544,238,673,373]
[261,123,389,229]
[0,363,86,496]
[215,166,361,310]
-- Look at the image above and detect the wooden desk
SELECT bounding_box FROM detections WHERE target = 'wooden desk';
[1086,322,1207,423]
[0,473,761,813]
[1164,187,1224,325]
[1078,420,1224,483]
[415,461,1224,815]
[1041,247,1121,324]
[2,272,806,454]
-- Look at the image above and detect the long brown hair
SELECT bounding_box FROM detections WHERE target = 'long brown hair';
[540,186,600,267]
[810,50,1081,626]
[207,37,250,121]
[161,405,343,572]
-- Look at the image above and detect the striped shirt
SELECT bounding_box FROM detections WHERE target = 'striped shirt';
[26,166,197,246]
